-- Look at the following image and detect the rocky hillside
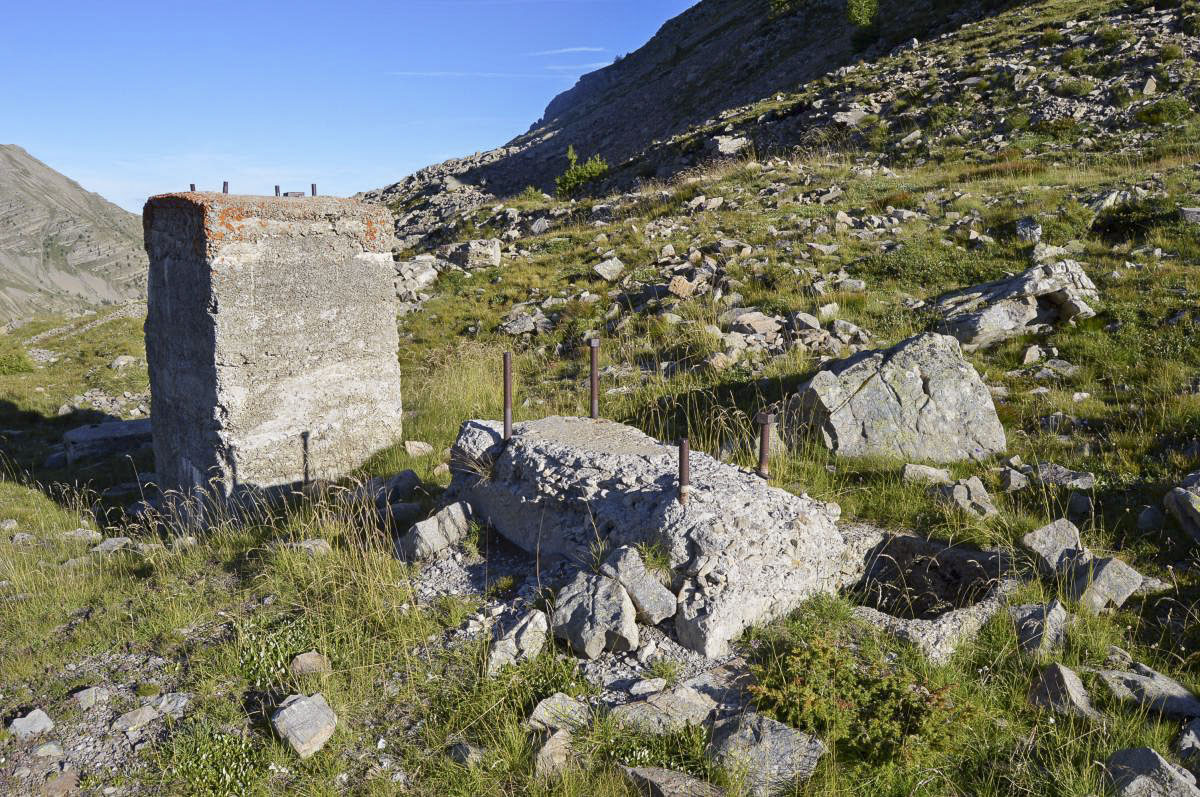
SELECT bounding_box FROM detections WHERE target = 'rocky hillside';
[363,0,1011,248]
[0,145,147,325]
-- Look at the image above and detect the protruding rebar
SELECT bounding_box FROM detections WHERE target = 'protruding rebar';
[275,185,281,197]
[222,181,229,194]
[755,411,776,480]
[189,183,196,192]
[678,437,691,506]
[589,338,600,419]
[503,352,513,441]
[311,183,317,197]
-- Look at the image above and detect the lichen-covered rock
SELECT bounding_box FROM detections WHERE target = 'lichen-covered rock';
[784,333,1006,464]
[1095,663,1200,719]
[528,693,589,733]
[1028,663,1100,720]
[1164,472,1200,544]
[551,572,639,659]
[1106,747,1200,797]
[1069,557,1143,613]
[707,712,825,797]
[449,416,864,658]
[1022,519,1089,575]
[933,259,1099,350]
[1009,601,1069,657]
[486,609,549,676]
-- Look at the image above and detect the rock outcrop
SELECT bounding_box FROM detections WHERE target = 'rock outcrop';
[933,260,1099,350]
[1164,472,1200,544]
[784,332,1006,463]
[448,415,876,657]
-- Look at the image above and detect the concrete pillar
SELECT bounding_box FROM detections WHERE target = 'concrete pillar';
[143,192,402,500]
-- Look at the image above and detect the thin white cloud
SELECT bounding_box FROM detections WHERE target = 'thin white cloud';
[526,46,605,56]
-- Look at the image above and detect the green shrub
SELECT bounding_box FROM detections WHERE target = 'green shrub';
[1161,43,1185,62]
[1058,77,1096,97]
[1096,25,1132,48]
[1135,96,1192,125]
[926,103,958,131]
[749,597,957,763]
[847,0,878,27]
[156,722,266,796]
[1007,109,1032,130]
[1039,28,1064,46]
[555,145,610,199]
[1061,47,1087,67]
[0,338,34,375]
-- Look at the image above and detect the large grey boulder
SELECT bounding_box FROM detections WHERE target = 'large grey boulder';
[933,259,1099,350]
[783,333,1006,463]
[1095,663,1200,719]
[272,693,337,758]
[437,238,502,270]
[550,572,638,659]
[600,546,677,625]
[1106,747,1200,797]
[7,708,53,739]
[707,712,825,796]
[1022,519,1089,575]
[1069,557,1143,614]
[486,609,548,676]
[449,416,864,658]
[395,501,471,560]
[1164,472,1200,544]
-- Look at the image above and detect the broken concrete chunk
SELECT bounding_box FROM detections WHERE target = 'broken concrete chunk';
[1009,600,1069,657]
[551,572,638,659]
[272,693,337,758]
[1022,519,1088,575]
[1106,747,1200,797]
[785,333,1006,463]
[1096,663,1200,719]
[933,477,999,518]
[1028,663,1101,720]
[933,259,1099,350]
[395,501,471,560]
[486,609,549,676]
[623,766,724,797]
[600,546,677,625]
[707,712,825,797]
[1069,557,1143,613]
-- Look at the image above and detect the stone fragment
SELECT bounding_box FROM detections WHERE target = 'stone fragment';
[1028,663,1101,720]
[610,686,715,734]
[1177,718,1200,764]
[438,238,502,269]
[1106,747,1200,797]
[143,193,403,499]
[593,257,625,282]
[290,651,332,676]
[528,693,589,733]
[707,712,825,797]
[63,419,152,467]
[1180,208,1200,226]
[1022,519,1088,575]
[1033,462,1095,490]
[61,528,102,544]
[600,546,677,625]
[1095,663,1200,718]
[111,705,159,733]
[448,741,483,766]
[285,539,332,557]
[534,728,574,778]
[933,260,1099,350]
[395,501,471,560]
[1000,467,1029,492]
[486,609,548,676]
[902,464,951,485]
[1009,601,1069,657]
[784,333,1006,463]
[667,276,695,299]
[1015,217,1043,243]
[623,766,724,797]
[933,477,999,518]
[630,678,667,697]
[1069,557,1143,613]
[155,692,190,719]
[272,693,337,758]
[551,572,638,659]
[73,687,107,710]
[449,416,856,658]
[1164,472,1200,544]
[40,771,78,797]
[33,742,64,759]
[8,708,53,739]
[403,440,435,457]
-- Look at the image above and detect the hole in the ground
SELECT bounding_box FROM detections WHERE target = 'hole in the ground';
[850,535,1009,621]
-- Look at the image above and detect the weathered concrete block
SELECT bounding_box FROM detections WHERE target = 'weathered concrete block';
[143,194,402,498]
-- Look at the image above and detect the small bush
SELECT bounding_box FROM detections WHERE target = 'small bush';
[1007,110,1032,130]
[1039,28,1064,46]
[1058,77,1096,97]
[555,145,610,199]
[1135,96,1192,125]
[0,338,33,375]
[1096,25,1132,48]
[926,104,958,131]
[1162,43,1186,62]
[847,0,878,27]
[1061,47,1087,67]
[156,722,266,796]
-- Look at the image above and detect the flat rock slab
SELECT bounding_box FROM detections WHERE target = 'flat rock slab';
[63,419,151,467]
[623,766,724,796]
[784,332,1006,463]
[1094,663,1200,719]
[450,416,869,657]
[708,712,825,797]
[272,693,337,758]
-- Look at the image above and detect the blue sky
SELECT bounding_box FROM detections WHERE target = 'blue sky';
[0,0,695,212]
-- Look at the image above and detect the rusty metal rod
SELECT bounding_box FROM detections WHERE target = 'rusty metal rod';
[311,183,317,197]
[679,437,690,506]
[503,352,513,441]
[222,181,229,194]
[589,338,600,419]
[756,411,775,480]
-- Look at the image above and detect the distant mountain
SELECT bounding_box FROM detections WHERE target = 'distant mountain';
[0,145,146,324]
